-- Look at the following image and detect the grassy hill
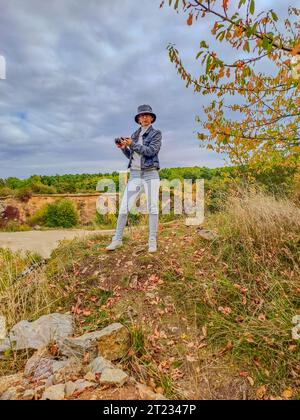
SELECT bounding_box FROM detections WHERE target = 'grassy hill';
[1,189,299,400]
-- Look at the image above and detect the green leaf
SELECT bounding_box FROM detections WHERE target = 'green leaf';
[249,0,255,15]
[217,31,226,41]
[205,56,212,74]
[200,41,209,48]
[267,42,273,54]
[271,10,278,22]
[262,37,270,50]
[238,0,247,7]
[243,41,250,53]
[251,22,258,35]
[245,26,252,37]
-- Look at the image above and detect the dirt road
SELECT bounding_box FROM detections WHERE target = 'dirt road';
[0,228,118,258]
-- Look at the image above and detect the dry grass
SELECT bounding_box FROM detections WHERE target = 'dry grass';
[0,249,62,329]
[219,190,300,254]
[0,190,299,399]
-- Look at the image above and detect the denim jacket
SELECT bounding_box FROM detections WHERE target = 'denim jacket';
[121,125,161,170]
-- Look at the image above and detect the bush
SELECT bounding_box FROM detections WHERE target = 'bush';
[0,187,14,197]
[92,211,117,228]
[205,177,232,213]
[44,199,78,228]
[1,221,31,232]
[27,205,48,227]
[30,182,57,194]
[15,187,33,202]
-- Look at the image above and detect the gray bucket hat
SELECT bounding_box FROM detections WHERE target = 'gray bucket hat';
[134,104,156,124]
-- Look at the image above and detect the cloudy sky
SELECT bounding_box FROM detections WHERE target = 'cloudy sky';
[0,0,296,178]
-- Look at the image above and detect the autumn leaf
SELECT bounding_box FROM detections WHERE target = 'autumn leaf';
[247,377,255,386]
[186,354,198,362]
[187,14,193,26]
[256,385,267,399]
[239,371,249,377]
[291,43,300,56]
[218,306,232,315]
[223,0,229,11]
[282,388,293,399]
[218,340,233,356]
[235,315,245,324]
[82,310,91,316]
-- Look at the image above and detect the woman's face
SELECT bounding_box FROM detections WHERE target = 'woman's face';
[138,113,154,126]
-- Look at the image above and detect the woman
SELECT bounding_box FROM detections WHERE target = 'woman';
[106,104,161,253]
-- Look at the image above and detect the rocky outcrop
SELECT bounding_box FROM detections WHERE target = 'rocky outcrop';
[0,205,21,227]
[58,323,130,361]
[0,314,74,353]
[0,314,165,400]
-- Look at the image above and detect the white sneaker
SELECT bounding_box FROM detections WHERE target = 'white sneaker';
[148,241,157,253]
[106,240,123,251]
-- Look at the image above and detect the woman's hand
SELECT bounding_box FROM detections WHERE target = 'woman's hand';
[116,137,132,149]
[122,137,133,146]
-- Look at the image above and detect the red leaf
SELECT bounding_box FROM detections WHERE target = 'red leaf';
[187,14,193,26]
[223,0,229,10]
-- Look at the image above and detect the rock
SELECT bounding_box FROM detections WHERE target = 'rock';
[0,373,23,396]
[65,380,94,397]
[44,375,54,389]
[24,349,80,382]
[0,313,74,353]
[32,358,54,381]
[84,372,96,382]
[0,387,19,400]
[135,383,167,400]
[52,359,78,374]
[73,379,94,393]
[24,348,50,378]
[99,367,128,386]
[197,228,218,241]
[0,205,20,228]
[58,323,130,361]
[32,385,45,399]
[22,389,36,400]
[41,384,65,400]
[96,324,130,360]
[52,358,83,382]
[65,381,77,397]
[24,350,54,381]
[88,356,113,374]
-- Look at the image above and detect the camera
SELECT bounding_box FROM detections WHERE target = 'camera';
[114,137,125,145]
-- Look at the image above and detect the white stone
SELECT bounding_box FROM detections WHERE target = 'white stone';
[41,384,65,400]
[0,373,23,396]
[99,368,128,386]
[65,381,77,398]
[0,313,74,353]
[88,356,113,374]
